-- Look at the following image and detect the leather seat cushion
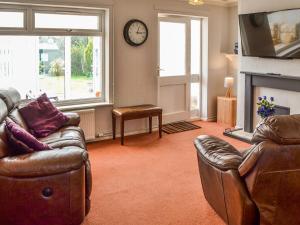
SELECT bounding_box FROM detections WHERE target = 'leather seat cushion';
[113,104,162,116]
[0,147,88,177]
[195,135,243,171]
[39,126,86,149]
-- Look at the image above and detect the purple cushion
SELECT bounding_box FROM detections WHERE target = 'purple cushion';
[5,127,34,155]
[5,118,51,155]
[19,93,69,138]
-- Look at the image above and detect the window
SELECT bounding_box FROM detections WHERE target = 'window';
[0,11,24,28]
[0,5,109,105]
[35,13,100,30]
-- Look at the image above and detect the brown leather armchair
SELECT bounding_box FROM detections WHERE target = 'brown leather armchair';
[195,115,300,225]
[0,88,92,225]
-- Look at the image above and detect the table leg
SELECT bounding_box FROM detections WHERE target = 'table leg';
[149,116,152,134]
[112,114,116,140]
[121,117,125,145]
[158,113,162,138]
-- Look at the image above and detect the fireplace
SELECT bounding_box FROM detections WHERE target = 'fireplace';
[243,71,300,132]
[274,105,290,116]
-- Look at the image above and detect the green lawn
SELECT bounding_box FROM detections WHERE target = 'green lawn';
[39,75,94,100]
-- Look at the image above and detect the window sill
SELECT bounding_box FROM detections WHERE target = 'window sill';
[57,102,114,112]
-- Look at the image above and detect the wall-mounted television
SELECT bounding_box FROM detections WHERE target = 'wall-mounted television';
[239,8,300,59]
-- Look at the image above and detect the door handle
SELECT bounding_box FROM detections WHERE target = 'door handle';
[157,66,165,72]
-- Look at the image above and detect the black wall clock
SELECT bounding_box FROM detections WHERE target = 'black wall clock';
[123,19,148,47]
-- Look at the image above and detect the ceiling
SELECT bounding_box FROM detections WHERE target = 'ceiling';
[181,0,238,7]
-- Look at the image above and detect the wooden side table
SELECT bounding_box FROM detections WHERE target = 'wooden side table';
[217,97,237,127]
[112,105,163,145]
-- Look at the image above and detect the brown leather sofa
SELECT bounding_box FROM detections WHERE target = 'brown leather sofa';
[0,88,92,225]
[195,115,300,225]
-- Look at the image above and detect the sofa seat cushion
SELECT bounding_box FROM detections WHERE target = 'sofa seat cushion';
[0,147,88,178]
[39,126,86,149]
[195,135,243,171]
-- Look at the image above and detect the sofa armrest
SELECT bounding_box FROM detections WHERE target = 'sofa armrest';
[63,112,80,126]
[194,135,243,171]
[0,147,88,178]
[238,143,264,177]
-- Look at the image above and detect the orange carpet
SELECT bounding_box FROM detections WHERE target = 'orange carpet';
[83,121,250,225]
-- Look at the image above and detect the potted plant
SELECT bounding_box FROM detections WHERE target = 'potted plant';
[257,96,275,119]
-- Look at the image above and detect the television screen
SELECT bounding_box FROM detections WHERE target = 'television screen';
[239,9,300,59]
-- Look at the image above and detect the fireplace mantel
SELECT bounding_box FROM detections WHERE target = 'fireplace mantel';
[242,71,300,132]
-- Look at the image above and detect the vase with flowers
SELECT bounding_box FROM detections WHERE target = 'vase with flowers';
[257,96,275,119]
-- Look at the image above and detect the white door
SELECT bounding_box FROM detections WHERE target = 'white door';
[158,16,202,123]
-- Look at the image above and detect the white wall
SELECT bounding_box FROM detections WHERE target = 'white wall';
[237,0,300,128]
[228,6,238,53]
[20,0,234,138]
[227,6,238,96]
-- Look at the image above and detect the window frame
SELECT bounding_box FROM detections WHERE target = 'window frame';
[0,3,110,106]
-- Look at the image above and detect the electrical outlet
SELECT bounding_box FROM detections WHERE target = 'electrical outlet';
[96,132,104,138]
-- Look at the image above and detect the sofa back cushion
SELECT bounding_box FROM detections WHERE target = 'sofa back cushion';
[8,109,29,131]
[0,99,7,125]
[19,93,69,138]
[0,88,21,111]
[252,114,300,145]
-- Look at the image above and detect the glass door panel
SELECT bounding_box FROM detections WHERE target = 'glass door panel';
[190,19,201,119]
[191,20,201,75]
[159,21,186,77]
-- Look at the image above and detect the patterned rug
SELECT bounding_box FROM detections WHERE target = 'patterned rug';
[162,121,201,134]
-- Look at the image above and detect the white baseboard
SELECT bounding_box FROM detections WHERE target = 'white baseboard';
[189,117,202,122]
[86,126,159,143]
[200,116,217,122]
[86,117,215,143]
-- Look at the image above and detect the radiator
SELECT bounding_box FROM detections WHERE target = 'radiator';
[73,109,96,141]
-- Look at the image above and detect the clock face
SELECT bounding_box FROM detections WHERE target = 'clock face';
[124,19,148,46]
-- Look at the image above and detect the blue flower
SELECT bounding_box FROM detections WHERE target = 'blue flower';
[257,96,276,118]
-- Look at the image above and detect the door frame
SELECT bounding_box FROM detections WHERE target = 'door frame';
[157,14,203,124]
[158,16,191,124]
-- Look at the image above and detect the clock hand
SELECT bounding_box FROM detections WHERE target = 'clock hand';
[137,26,140,33]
